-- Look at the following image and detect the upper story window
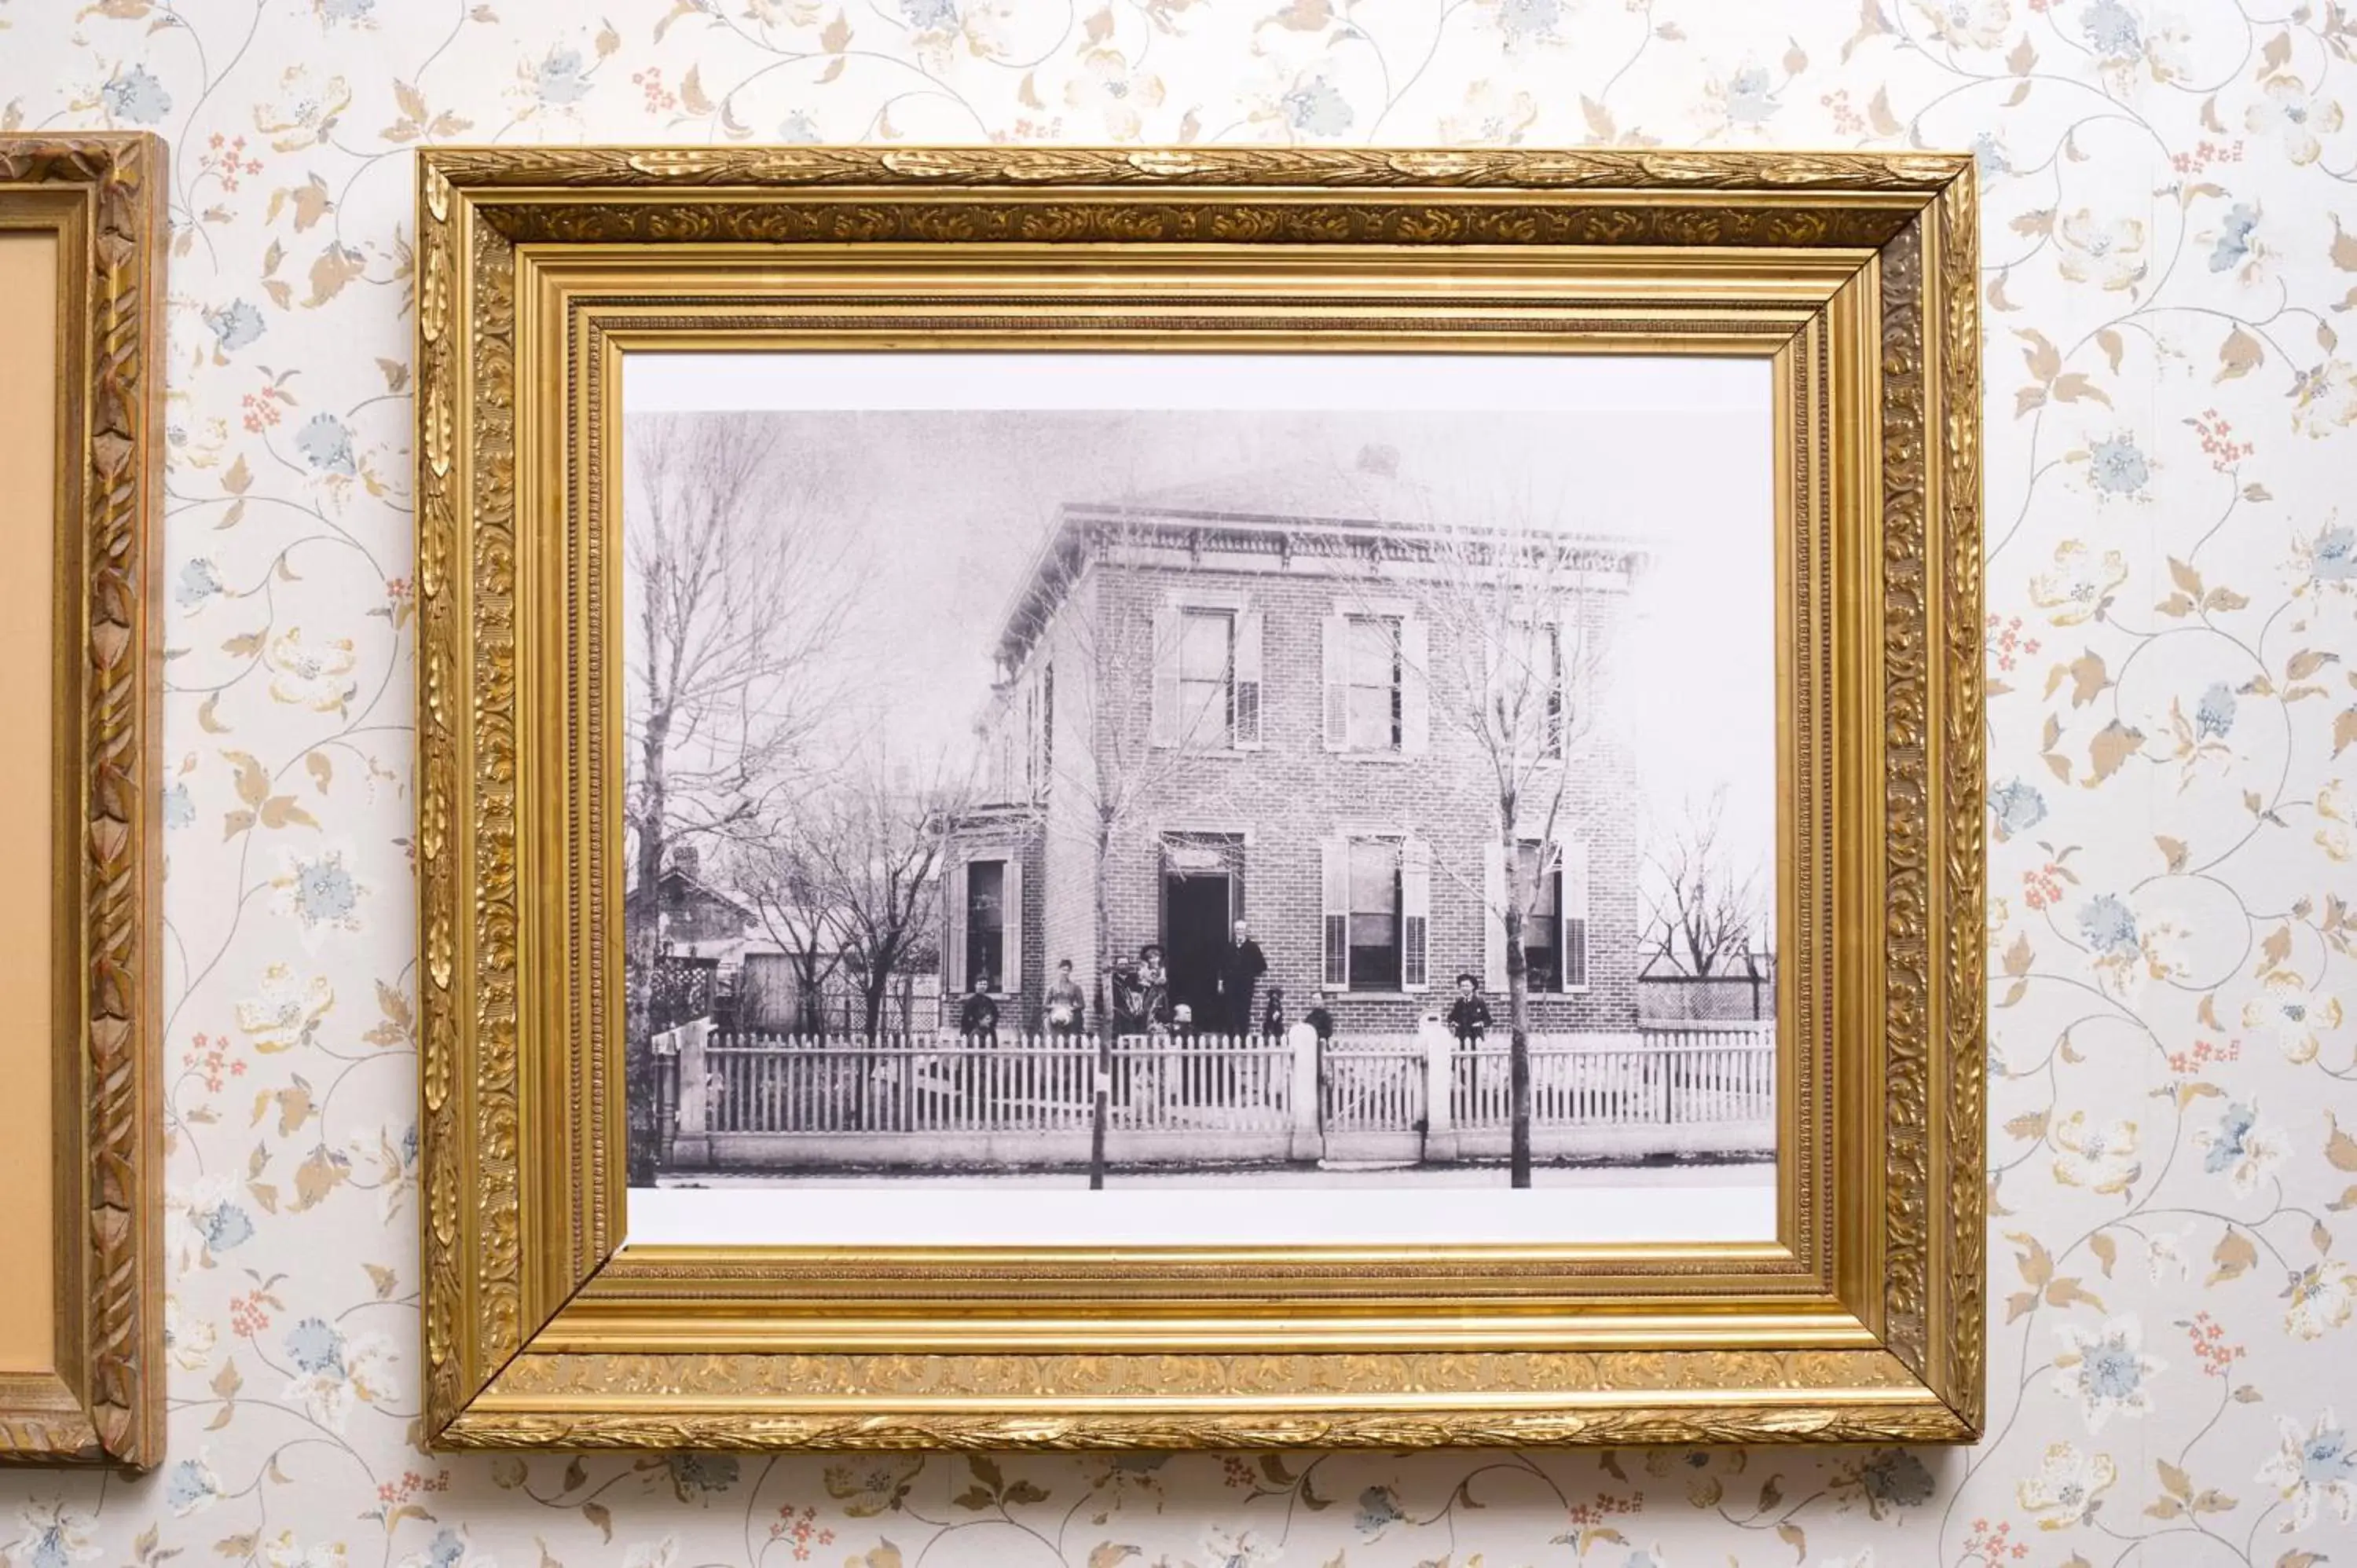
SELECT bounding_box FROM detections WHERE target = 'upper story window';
[1150,599,1262,749]
[1324,607,1428,755]
[1343,617,1401,752]
[1177,608,1235,748]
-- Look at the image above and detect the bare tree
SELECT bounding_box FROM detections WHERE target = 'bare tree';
[1347,493,1622,1189]
[798,745,973,1042]
[724,835,843,1035]
[622,412,853,1179]
[1644,786,1765,979]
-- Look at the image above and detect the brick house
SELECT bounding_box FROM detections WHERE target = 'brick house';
[941,454,1645,1035]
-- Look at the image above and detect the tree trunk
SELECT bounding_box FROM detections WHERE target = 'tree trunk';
[1502,826,1532,1189]
[1089,813,1113,1192]
[625,712,670,1188]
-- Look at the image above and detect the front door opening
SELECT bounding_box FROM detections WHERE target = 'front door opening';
[1164,872,1230,1031]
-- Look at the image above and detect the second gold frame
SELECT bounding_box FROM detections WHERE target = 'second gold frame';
[415,145,1985,1450]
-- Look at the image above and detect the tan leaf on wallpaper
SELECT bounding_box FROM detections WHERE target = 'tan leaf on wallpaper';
[2010,1230,2055,1288]
[1581,96,1616,139]
[224,453,252,494]
[1775,1522,1806,1562]
[581,1504,614,1545]
[259,795,317,830]
[2016,384,2049,417]
[2326,1112,2357,1171]
[2286,649,2338,680]
[2096,328,2125,372]
[2146,1494,2183,1520]
[2192,1489,2238,1515]
[1017,71,1043,108]
[2330,1184,2357,1211]
[2206,585,2250,612]
[653,0,701,42]
[394,79,428,123]
[1840,0,1887,62]
[223,749,269,808]
[365,1262,399,1299]
[2157,591,2196,617]
[1781,37,1807,74]
[2044,713,2063,749]
[2333,217,2357,271]
[2216,326,2265,382]
[197,691,229,733]
[1988,271,2020,312]
[2259,923,2293,973]
[2005,1288,2040,1322]
[305,752,332,793]
[2156,835,2189,873]
[2046,1277,2104,1311]
[2052,372,2110,406]
[2279,1552,2327,1568]
[2085,720,2146,783]
[2208,1226,2256,1284]
[222,809,255,841]
[2011,207,2055,236]
[595,18,620,57]
[2004,1108,2048,1141]
[222,629,266,658]
[305,244,366,308]
[272,174,332,233]
[270,1082,313,1133]
[1655,20,1685,39]
[2199,993,2223,1029]
[2069,650,2110,705]
[291,1145,349,1210]
[2003,79,2031,108]
[2333,705,2357,755]
[820,10,852,50]
[2003,932,2033,977]
[2201,94,2226,133]
[2016,328,2063,383]
[1866,86,1903,135]
[489,1455,528,1489]
[679,65,713,115]
[2169,556,2205,596]
[2006,35,2036,72]
[2090,1229,2118,1276]
[2157,1458,2193,1502]
[2059,1031,2084,1063]
[2313,1219,2334,1255]
[2263,29,2295,69]
[2234,1383,2263,1401]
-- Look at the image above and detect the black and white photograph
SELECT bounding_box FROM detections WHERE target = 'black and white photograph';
[621,354,1778,1247]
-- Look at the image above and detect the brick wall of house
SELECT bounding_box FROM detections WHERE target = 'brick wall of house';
[963,533,1648,1036]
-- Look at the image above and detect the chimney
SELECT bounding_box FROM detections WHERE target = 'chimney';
[671,844,701,883]
[1355,442,1400,478]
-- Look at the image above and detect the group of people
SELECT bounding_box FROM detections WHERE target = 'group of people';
[953,916,1503,1048]
[956,919,1285,1043]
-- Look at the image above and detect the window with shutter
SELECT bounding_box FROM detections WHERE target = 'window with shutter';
[963,859,1006,995]
[1515,841,1563,994]
[1320,840,1348,988]
[1175,607,1233,747]
[1561,838,1591,991]
[1346,838,1403,990]
[1402,838,1431,991]
[1399,615,1430,755]
[1321,616,1350,751]
[1343,616,1401,752]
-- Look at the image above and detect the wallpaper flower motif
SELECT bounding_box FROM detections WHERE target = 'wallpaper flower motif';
[5,0,2357,1563]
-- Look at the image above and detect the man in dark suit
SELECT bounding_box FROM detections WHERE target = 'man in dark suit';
[1216,918,1268,1038]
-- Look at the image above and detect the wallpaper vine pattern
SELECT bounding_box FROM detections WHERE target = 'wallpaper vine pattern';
[4,0,2355,1561]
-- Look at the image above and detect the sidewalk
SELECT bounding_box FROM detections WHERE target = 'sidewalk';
[659,1159,1776,1191]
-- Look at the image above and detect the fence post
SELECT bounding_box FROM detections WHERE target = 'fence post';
[1287,1022,1321,1161]
[673,1019,711,1167]
[1419,1013,1457,1162]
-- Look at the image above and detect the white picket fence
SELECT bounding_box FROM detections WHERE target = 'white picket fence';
[656,1022,1774,1170]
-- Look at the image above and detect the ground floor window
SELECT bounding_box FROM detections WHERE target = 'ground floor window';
[964,859,1005,992]
[1516,841,1563,992]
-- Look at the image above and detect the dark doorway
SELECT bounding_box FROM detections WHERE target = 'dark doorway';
[1164,872,1230,1030]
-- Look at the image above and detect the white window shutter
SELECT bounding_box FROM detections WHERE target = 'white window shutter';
[944,856,967,995]
[1402,837,1431,991]
[1556,836,1590,991]
[1234,606,1264,746]
[1149,603,1182,748]
[1399,614,1430,755]
[1321,838,1348,988]
[1321,615,1349,751]
[1001,857,1024,995]
[1481,839,1508,994]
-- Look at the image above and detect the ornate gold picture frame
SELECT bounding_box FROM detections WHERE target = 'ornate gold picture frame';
[0,134,166,1467]
[415,145,1985,1449]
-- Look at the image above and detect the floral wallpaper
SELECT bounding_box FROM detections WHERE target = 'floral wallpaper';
[5,0,2357,1562]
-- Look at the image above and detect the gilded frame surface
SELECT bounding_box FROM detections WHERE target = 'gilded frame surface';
[415,145,1985,1450]
[0,134,167,1468]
